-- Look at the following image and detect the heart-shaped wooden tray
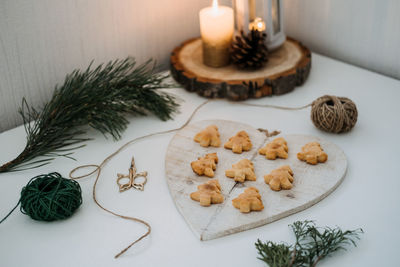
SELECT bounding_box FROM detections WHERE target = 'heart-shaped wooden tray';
[165,120,347,240]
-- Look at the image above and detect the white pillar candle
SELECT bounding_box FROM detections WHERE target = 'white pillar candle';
[199,0,234,67]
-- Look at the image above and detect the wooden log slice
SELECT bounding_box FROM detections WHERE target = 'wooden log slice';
[170,37,311,101]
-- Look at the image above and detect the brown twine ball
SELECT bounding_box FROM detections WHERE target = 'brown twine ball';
[311,95,358,133]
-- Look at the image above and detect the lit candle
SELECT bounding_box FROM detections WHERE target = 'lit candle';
[249,17,266,32]
[199,0,234,67]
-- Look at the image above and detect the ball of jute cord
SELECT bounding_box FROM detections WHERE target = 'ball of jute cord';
[311,95,358,133]
[20,172,82,221]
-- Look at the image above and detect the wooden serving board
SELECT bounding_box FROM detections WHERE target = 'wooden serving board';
[165,120,347,241]
[170,37,311,100]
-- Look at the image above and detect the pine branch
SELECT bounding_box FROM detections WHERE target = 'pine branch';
[255,221,363,267]
[0,58,179,173]
[256,240,292,267]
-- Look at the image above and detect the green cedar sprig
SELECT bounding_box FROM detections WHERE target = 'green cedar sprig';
[255,220,363,267]
[0,58,179,173]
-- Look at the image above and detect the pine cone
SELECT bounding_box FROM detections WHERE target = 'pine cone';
[231,30,269,70]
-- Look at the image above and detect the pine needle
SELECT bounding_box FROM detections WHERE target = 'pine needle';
[0,58,179,173]
[255,220,363,267]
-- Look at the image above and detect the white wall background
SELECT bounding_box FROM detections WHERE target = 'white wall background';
[0,0,399,132]
[284,0,400,80]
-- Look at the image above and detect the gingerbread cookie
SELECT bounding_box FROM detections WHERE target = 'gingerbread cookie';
[259,137,288,160]
[191,153,218,177]
[297,142,328,165]
[225,159,256,183]
[194,125,221,147]
[190,179,224,207]
[224,131,252,154]
[232,187,264,213]
[264,165,294,191]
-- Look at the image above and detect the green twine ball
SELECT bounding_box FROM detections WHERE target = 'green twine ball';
[20,172,82,221]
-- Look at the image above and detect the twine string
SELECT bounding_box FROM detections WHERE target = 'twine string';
[231,101,312,110]
[310,95,357,133]
[1,173,82,224]
[68,95,352,258]
[0,200,21,224]
[1,94,357,255]
[69,99,211,258]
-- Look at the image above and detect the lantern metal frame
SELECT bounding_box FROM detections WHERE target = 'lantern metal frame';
[233,0,286,50]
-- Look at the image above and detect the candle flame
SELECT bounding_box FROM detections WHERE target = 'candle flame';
[249,17,266,32]
[212,0,219,12]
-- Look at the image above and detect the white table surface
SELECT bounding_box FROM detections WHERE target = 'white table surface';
[1,53,399,267]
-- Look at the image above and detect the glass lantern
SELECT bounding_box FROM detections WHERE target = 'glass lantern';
[233,0,286,50]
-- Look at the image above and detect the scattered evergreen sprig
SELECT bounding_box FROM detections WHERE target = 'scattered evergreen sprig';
[255,220,363,267]
[0,58,179,173]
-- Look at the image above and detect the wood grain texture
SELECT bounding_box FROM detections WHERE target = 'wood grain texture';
[165,120,347,240]
[170,37,311,100]
[1,0,399,132]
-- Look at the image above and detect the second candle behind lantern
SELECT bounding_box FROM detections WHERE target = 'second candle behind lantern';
[199,0,234,67]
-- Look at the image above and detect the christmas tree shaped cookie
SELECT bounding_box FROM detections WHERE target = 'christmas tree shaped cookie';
[224,131,252,154]
[297,142,328,165]
[190,180,224,207]
[264,165,294,191]
[194,125,221,147]
[232,187,264,213]
[191,153,218,177]
[259,137,288,160]
[225,159,256,182]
